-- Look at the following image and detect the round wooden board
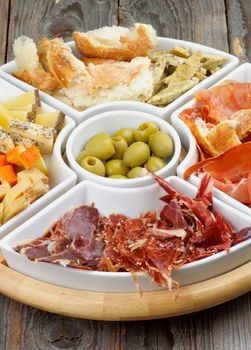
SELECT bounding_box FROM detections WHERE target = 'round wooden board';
[0,253,250,321]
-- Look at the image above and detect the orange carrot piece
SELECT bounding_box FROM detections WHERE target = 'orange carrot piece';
[19,145,41,169]
[0,155,8,167]
[7,145,26,166]
[0,165,17,185]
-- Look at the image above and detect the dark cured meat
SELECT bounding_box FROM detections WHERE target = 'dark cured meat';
[16,206,104,269]
[15,175,251,288]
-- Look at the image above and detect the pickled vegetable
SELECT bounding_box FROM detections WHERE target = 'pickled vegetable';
[80,156,105,176]
[85,133,115,160]
[134,122,159,142]
[145,156,166,172]
[112,135,128,159]
[109,175,127,179]
[127,167,148,178]
[149,131,173,158]
[105,159,129,176]
[123,141,150,167]
[114,128,135,146]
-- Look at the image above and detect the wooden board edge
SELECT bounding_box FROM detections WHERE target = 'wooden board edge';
[0,253,250,321]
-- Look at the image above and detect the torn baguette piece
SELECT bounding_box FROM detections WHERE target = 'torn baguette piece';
[73,23,156,61]
[12,36,59,92]
[38,37,89,89]
[53,56,154,110]
[230,109,251,140]
[192,119,241,157]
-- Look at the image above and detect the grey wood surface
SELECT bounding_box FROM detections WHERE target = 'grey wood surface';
[0,0,250,349]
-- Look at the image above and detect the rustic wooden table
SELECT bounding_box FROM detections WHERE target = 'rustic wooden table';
[0,0,250,349]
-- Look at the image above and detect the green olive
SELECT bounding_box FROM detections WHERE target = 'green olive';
[127,167,148,179]
[111,136,128,159]
[109,175,127,179]
[123,141,150,167]
[134,122,159,142]
[114,128,135,146]
[105,159,130,177]
[90,133,110,140]
[149,131,174,158]
[77,150,88,164]
[80,156,105,176]
[145,156,166,172]
[85,133,115,160]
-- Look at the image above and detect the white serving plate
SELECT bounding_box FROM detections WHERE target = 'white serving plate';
[1,176,251,293]
[171,62,251,217]
[0,77,77,238]
[66,109,181,187]
[0,38,239,123]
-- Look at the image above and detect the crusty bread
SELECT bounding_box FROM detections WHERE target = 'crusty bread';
[74,23,156,61]
[38,37,89,89]
[230,109,251,140]
[192,118,241,156]
[13,36,39,71]
[12,33,154,110]
[12,36,59,92]
[80,57,116,65]
[53,57,153,110]
[205,120,241,156]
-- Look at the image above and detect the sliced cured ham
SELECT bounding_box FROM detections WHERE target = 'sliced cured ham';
[15,174,251,288]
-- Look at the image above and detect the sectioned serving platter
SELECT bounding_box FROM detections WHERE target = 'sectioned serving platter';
[0,30,250,320]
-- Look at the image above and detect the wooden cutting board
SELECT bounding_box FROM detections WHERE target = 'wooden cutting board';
[0,253,250,321]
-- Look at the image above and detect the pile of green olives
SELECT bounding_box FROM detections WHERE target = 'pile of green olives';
[77,121,174,179]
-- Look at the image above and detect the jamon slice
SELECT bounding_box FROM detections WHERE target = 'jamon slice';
[184,143,251,182]
[99,216,184,287]
[195,82,251,122]
[16,206,104,268]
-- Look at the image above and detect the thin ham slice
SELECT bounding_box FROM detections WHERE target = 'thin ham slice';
[15,175,251,288]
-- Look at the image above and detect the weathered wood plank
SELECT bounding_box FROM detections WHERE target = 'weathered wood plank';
[225,0,251,62]
[119,0,229,52]
[7,0,118,60]
[0,0,10,64]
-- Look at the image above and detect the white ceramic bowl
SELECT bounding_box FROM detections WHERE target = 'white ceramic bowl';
[0,38,239,123]
[66,109,181,187]
[171,63,251,217]
[1,176,250,293]
[0,77,77,239]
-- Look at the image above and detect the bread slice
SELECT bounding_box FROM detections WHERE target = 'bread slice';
[53,56,153,110]
[205,120,241,156]
[80,57,116,65]
[12,36,59,92]
[73,23,156,61]
[38,37,89,89]
[193,119,241,156]
[230,109,251,140]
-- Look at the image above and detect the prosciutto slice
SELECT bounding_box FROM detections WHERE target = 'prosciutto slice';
[16,206,104,269]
